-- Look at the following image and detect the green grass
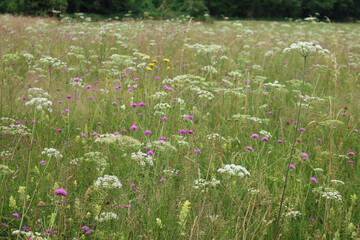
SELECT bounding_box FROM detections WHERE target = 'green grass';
[0,15,359,239]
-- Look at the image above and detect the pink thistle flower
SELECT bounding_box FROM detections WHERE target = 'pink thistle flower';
[147,151,154,155]
[179,129,186,135]
[277,140,283,143]
[159,178,167,182]
[316,138,322,142]
[130,125,138,131]
[161,117,168,121]
[39,161,47,166]
[139,102,146,107]
[114,132,120,135]
[289,164,296,169]
[130,103,137,108]
[92,132,98,135]
[310,177,318,184]
[187,115,194,120]
[54,188,67,196]
[81,133,87,138]
[144,130,152,135]
[299,127,305,132]
[348,152,355,156]
[64,109,70,113]
[187,130,194,134]
[56,129,62,132]
[251,134,259,139]
[261,137,269,142]
[246,146,254,151]
[66,95,72,99]
[194,149,201,153]
[301,153,309,159]
[12,213,20,218]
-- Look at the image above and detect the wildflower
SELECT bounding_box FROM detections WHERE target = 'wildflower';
[187,130,194,134]
[81,226,90,231]
[179,129,186,135]
[261,137,269,142]
[92,132,98,136]
[282,42,330,57]
[251,134,259,139]
[187,115,194,120]
[12,213,20,218]
[147,68,152,71]
[54,188,67,197]
[39,161,46,166]
[348,152,355,156]
[159,178,167,182]
[43,229,55,235]
[245,146,253,151]
[56,129,62,132]
[310,177,318,184]
[130,103,137,108]
[218,164,250,177]
[289,164,296,169]
[130,125,138,131]
[144,130,152,135]
[299,127,305,132]
[94,175,122,189]
[301,153,309,159]
[66,95,72,99]
[194,149,201,153]
[163,58,170,62]
[139,102,146,107]
[147,151,154,155]
[161,117,168,121]
[97,122,101,125]
[316,138,322,142]
[277,140,283,143]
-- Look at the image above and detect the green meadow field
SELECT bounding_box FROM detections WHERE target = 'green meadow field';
[0,14,359,239]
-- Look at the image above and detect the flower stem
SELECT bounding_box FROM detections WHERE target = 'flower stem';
[274,56,307,239]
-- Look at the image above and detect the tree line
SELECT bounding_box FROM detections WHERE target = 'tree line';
[1,0,360,22]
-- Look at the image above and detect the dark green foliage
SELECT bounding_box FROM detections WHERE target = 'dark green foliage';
[0,0,359,21]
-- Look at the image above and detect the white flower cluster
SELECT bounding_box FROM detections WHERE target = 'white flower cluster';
[0,150,12,157]
[282,42,330,57]
[202,65,218,73]
[193,177,220,191]
[95,212,119,222]
[154,103,171,110]
[12,230,48,240]
[248,188,260,193]
[260,130,272,138]
[163,168,180,176]
[217,164,250,177]
[83,152,109,173]
[322,191,343,201]
[39,56,67,68]
[330,179,345,185]
[25,88,53,112]
[41,148,63,159]
[190,86,215,100]
[94,175,122,189]
[228,71,242,78]
[185,43,224,54]
[94,133,141,146]
[1,117,31,136]
[285,210,302,218]
[264,80,286,88]
[131,150,154,167]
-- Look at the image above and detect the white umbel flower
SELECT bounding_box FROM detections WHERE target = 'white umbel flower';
[217,164,250,177]
[282,42,330,57]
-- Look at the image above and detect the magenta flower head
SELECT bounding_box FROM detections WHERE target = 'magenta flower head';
[92,132,98,136]
[289,164,296,169]
[194,149,201,153]
[144,130,152,135]
[54,188,67,197]
[301,153,309,159]
[130,103,137,108]
[139,102,146,107]
[66,95,72,99]
[161,117,168,121]
[316,138,322,142]
[113,132,120,135]
[56,129,62,132]
[12,213,20,218]
[299,127,305,132]
[310,177,318,184]
[246,146,254,151]
[261,137,269,142]
[187,115,194,120]
[277,140,283,143]
[348,152,355,156]
[147,150,154,155]
[251,134,259,139]
[179,129,187,135]
[130,125,138,131]
[81,226,90,231]
[187,130,194,134]
[159,178,167,182]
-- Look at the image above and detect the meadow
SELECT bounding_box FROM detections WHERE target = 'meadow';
[0,14,359,239]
